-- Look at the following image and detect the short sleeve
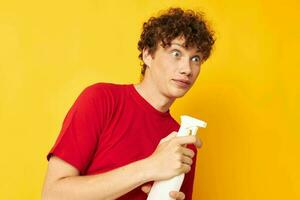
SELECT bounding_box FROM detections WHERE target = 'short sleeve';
[180,144,198,199]
[47,84,111,174]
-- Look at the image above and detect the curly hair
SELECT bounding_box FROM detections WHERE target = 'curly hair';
[138,7,215,76]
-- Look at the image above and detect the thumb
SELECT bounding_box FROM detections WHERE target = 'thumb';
[159,131,177,144]
[141,184,152,194]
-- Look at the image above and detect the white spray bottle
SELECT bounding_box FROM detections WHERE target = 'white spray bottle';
[146,115,207,200]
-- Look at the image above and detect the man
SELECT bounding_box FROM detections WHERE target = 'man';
[42,7,215,200]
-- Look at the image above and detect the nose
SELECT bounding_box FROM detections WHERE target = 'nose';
[179,57,192,76]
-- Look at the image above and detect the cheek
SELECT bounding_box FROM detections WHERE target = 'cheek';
[154,58,174,76]
[192,67,201,80]
[162,57,179,74]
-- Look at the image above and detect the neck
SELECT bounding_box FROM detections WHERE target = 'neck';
[134,78,175,113]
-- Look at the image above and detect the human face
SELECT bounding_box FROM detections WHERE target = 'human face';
[144,37,203,99]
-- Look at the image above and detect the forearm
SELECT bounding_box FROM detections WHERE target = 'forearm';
[43,158,152,200]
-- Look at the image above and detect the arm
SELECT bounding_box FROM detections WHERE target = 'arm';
[42,133,200,200]
[42,156,152,200]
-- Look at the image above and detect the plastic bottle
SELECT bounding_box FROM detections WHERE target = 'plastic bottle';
[146,115,207,200]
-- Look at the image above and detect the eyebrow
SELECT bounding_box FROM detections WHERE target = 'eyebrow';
[170,43,203,54]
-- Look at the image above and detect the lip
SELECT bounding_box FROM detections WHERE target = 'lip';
[172,79,191,88]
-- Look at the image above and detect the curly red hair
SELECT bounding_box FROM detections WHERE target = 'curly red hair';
[138,7,215,76]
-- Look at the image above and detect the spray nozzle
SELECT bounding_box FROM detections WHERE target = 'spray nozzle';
[177,115,207,137]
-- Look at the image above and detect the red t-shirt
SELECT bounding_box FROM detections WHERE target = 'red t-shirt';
[47,83,197,199]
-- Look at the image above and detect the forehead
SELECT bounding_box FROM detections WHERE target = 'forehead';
[160,37,201,53]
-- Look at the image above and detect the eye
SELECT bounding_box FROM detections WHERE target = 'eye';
[171,50,181,58]
[191,56,201,63]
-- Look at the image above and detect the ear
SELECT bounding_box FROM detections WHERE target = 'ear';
[142,48,153,67]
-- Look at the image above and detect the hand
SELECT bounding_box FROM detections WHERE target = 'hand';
[141,184,185,200]
[144,131,202,181]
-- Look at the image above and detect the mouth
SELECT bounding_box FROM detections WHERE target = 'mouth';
[172,79,191,88]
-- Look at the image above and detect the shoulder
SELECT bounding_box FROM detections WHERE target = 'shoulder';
[170,116,180,127]
[79,82,128,99]
[83,82,123,93]
[74,82,131,114]
[167,115,180,131]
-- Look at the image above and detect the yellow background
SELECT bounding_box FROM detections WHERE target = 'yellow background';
[0,0,299,199]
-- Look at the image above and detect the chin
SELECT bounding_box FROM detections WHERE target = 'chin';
[167,81,193,98]
[168,88,189,99]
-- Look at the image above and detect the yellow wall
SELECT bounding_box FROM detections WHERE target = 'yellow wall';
[0,0,299,199]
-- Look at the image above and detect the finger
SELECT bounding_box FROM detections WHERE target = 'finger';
[181,155,193,165]
[141,184,152,194]
[195,137,202,148]
[181,147,195,158]
[169,191,185,200]
[182,137,202,149]
[159,132,177,144]
[174,135,197,145]
[181,163,191,173]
